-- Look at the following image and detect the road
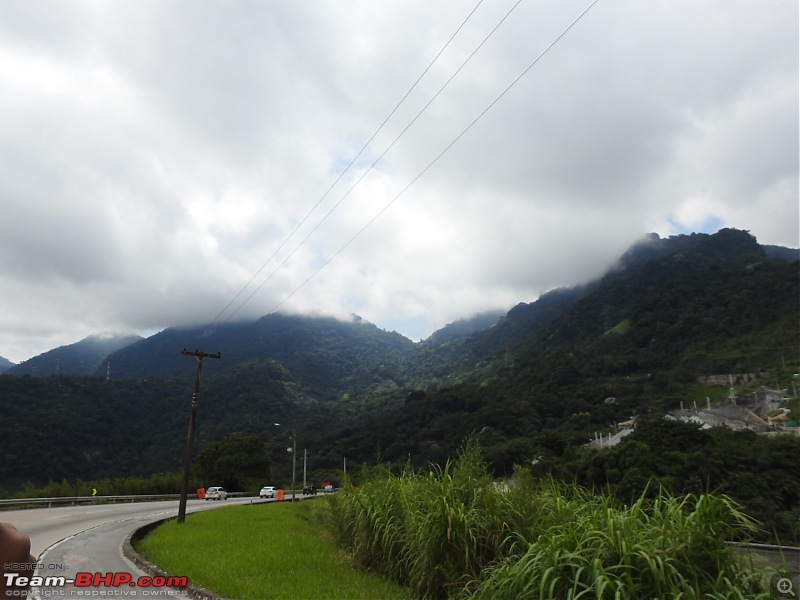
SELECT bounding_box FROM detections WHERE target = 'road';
[1,496,277,599]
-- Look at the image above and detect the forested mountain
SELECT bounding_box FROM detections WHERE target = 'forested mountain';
[0,356,13,374]
[7,334,142,377]
[327,229,799,472]
[93,313,416,403]
[423,310,506,347]
[0,229,797,498]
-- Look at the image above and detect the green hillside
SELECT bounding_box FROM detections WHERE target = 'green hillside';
[327,230,799,474]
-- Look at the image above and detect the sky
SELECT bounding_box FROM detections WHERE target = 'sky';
[0,0,797,364]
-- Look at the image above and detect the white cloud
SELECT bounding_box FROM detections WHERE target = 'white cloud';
[0,0,796,362]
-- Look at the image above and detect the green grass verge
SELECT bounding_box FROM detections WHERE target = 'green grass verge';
[136,501,410,600]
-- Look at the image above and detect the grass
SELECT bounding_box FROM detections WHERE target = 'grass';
[136,500,410,600]
[319,441,772,599]
[684,382,733,406]
[467,489,767,599]
[604,319,631,336]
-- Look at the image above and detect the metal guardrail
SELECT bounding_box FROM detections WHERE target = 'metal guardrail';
[0,491,256,509]
[739,542,800,554]
[728,541,800,574]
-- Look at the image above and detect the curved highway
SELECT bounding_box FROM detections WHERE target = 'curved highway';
[1,496,272,599]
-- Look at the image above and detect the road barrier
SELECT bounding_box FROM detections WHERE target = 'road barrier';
[0,492,257,509]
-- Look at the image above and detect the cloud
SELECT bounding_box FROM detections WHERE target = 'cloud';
[0,0,796,362]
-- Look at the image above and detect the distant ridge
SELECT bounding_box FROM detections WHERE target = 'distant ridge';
[6,333,143,377]
[0,356,14,374]
[3,229,796,383]
[89,312,416,391]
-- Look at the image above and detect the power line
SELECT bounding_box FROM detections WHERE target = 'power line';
[268,0,603,314]
[222,0,526,323]
[207,0,487,327]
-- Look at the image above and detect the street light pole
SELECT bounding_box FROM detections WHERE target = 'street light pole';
[177,349,220,524]
[291,431,297,502]
[275,423,297,501]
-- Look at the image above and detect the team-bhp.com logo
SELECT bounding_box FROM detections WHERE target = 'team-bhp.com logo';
[4,571,188,594]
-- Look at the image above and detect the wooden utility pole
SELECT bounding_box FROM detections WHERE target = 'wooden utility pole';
[177,349,221,524]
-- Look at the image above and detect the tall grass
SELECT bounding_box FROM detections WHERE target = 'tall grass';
[317,440,769,599]
[469,488,765,599]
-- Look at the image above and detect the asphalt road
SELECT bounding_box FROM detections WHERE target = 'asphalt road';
[1,496,272,599]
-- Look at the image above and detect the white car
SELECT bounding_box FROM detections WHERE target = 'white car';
[205,486,227,501]
[260,486,277,499]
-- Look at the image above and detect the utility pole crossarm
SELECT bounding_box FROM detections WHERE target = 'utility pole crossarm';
[181,349,222,360]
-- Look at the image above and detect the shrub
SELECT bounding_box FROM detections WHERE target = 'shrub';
[318,441,768,599]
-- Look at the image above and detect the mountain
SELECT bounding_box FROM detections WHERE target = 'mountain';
[404,229,797,388]
[764,244,800,263]
[325,229,799,470]
[0,314,416,490]
[424,311,506,347]
[7,334,143,377]
[0,356,14,374]
[93,313,416,400]
[0,228,796,491]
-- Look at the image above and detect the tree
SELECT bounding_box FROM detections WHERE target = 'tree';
[194,434,271,492]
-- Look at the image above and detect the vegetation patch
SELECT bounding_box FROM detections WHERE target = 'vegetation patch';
[320,441,773,599]
[136,501,409,600]
[604,318,631,336]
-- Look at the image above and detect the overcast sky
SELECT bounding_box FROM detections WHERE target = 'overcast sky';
[0,0,797,363]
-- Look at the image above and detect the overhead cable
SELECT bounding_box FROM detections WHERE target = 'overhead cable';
[224,0,526,322]
[207,0,487,327]
[268,0,603,314]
